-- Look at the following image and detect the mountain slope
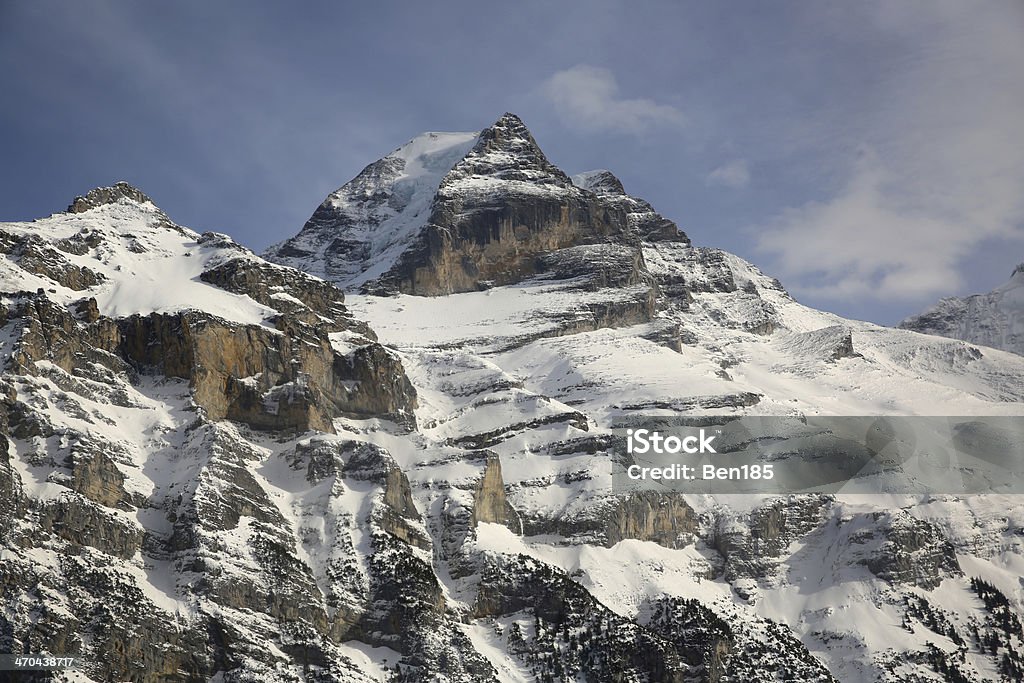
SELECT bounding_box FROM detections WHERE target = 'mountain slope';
[899,264,1024,356]
[266,131,480,288]
[4,118,1024,683]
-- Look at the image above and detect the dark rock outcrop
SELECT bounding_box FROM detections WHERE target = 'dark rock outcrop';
[0,231,107,291]
[473,555,692,681]
[37,493,144,559]
[268,113,686,304]
[200,253,360,327]
[712,495,833,581]
[66,181,154,213]
[114,311,417,432]
[371,115,665,296]
[605,491,698,548]
[857,511,962,590]
[574,169,689,243]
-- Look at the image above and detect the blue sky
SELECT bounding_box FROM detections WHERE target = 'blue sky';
[2,1,1022,324]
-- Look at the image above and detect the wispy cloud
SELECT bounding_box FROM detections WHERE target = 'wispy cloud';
[707,159,750,189]
[756,1,1024,302]
[542,65,684,133]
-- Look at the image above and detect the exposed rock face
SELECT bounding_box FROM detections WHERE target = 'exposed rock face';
[712,495,833,581]
[470,453,519,531]
[291,441,494,676]
[857,511,962,590]
[67,181,155,213]
[644,596,837,683]
[573,169,689,243]
[12,299,415,434]
[449,406,588,450]
[38,493,144,559]
[473,556,692,681]
[1,191,464,677]
[514,488,699,550]
[265,114,685,316]
[0,230,107,291]
[328,439,428,549]
[0,551,213,683]
[336,342,419,426]
[644,597,733,683]
[8,294,131,377]
[640,242,786,338]
[472,556,835,682]
[67,444,133,509]
[373,115,643,295]
[605,491,697,548]
[0,433,22,529]
[776,325,858,362]
[264,131,481,287]
[199,251,360,326]
[116,311,390,432]
[6,262,417,434]
[537,243,651,290]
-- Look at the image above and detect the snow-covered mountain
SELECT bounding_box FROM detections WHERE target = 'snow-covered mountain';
[899,264,1024,357]
[3,116,1024,683]
[264,113,686,297]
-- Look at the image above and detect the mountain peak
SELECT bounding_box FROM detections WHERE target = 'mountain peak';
[266,111,694,292]
[572,169,688,244]
[471,112,535,154]
[1012,262,1024,278]
[476,112,534,144]
[573,169,626,196]
[441,112,574,194]
[67,181,154,214]
[491,111,527,130]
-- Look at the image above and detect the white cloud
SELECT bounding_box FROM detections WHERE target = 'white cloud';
[757,153,974,300]
[707,159,750,188]
[542,65,684,133]
[756,1,1024,302]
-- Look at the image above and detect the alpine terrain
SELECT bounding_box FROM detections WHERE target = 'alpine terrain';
[899,265,1024,357]
[3,113,1024,682]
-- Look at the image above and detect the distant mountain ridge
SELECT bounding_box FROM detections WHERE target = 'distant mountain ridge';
[899,263,1024,356]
